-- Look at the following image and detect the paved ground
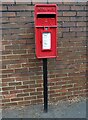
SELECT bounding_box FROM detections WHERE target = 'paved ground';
[1,98,88,119]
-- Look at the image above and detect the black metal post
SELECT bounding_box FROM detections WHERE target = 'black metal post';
[43,58,48,112]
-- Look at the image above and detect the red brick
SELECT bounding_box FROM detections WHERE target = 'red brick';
[18,34,34,39]
[3,102,17,107]
[2,6,8,11]
[2,87,15,91]
[8,64,21,69]
[16,77,29,81]
[37,88,43,92]
[2,82,8,87]
[77,22,86,27]
[2,78,14,83]
[11,40,27,44]
[77,12,86,16]
[70,27,83,32]
[63,22,76,27]
[2,18,9,23]
[71,5,84,11]
[8,5,34,11]
[10,89,22,94]
[59,28,69,32]
[30,84,42,88]
[16,85,28,89]
[23,80,35,85]
[63,12,76,16]
[5,55,21,60]
[15,1,31,4]
[32,0,47,4]
[59,17,70,22]
[59,5,70,10]
[2,12,16,17]
[70,17,84,22]
[9,82,22,86]
[11,97,23,102]
[2,99,10,103]
[2,91,9,95]
[2,69,14,74]
[17,93,29,97]
[2,50,12,55]
[16,12,32,17]
[63,32,76,37]
[22,63,35,68]
[30,91,42,96]
[13,50,26,54]
[15,68,28,74]
[77,32,86,37]
[17,100,30,105]
[3,93,16,99]
[24,96,36,100]
[63,2,76,4]
[23,88,35,93]
[5,45,19,50]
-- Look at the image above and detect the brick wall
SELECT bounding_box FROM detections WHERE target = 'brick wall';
[1,1,87,107]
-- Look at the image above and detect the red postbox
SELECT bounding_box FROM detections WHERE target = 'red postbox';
[34,4,58,58]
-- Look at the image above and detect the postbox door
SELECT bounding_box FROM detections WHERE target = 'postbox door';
[36,27,57,58]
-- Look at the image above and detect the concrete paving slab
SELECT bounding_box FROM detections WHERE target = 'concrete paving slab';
[2,98,87,119]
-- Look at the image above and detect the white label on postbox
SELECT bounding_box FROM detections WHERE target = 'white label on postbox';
[42,32,51,50]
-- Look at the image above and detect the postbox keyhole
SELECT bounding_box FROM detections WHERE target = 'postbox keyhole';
[45,27,48,30]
